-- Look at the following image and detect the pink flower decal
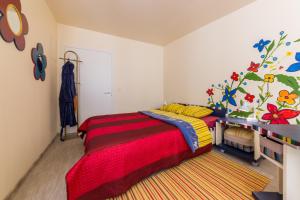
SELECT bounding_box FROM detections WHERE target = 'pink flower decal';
[262,103,300,124]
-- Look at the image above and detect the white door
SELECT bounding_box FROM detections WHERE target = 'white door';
[65,47,112,124]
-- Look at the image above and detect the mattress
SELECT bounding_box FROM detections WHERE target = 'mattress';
[66,112,212,200]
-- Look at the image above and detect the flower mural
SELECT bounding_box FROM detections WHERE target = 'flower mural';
[206,88,214,96]
[253,39,271,52]
[207,31,300,125]
[264,74,275,83]
[247,62,260,72]
[222,88,237,107]
[262,104,299,124]
[245,93,255,103]
[231,72,239,81]
[277,90,298,105]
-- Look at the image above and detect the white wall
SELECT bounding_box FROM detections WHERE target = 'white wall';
[57,24,164,115]
[0,0,57,199]
[164,0,300,106]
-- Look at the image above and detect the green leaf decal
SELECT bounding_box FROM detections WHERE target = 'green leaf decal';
[276,101,283,107]
[281,34,288,41]
[297,119,300,125]
[275,74,300,90]
[240,100,244,106]
[258,86,263,92]
[267,40,275,52]
[219,102,225,109]
[294,39,300,43]
[256,108,264,111]
[265,61,273,64]
[237,87,247,94]
[244,72,263,81]
[229,111,254,118]
[259,94,265,102]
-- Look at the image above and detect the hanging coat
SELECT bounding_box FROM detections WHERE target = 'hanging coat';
[59,61,77,129]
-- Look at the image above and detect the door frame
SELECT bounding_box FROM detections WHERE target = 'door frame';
[63,45,114,119]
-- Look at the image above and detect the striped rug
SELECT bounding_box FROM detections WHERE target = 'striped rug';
[110,151,270,200]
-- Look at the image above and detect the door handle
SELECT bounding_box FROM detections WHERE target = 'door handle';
[104,92,111,95]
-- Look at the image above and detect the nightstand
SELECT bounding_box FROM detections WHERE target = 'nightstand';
[216,118,300,200]
[215,117,262,165]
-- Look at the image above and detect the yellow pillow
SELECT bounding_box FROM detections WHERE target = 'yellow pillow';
[182,106,213,118]
[160,103,186,114]
[160,104,168,111]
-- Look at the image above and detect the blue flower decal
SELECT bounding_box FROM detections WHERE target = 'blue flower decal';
[286,52,300,72]
[222,88,237,106]
[32,43,47,81]
[253,39,271,52]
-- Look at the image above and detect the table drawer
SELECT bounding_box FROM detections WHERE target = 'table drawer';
[260,135,283,164]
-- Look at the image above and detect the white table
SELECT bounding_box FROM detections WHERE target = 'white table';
[216,118,300,200]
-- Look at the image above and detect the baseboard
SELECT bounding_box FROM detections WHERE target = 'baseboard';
[4,133,59,200]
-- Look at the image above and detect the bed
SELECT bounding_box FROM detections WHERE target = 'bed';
[66,107,222,200]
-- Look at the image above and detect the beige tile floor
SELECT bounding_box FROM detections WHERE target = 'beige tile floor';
[7,135,278,200]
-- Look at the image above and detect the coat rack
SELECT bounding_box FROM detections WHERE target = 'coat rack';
[59,50,83,141]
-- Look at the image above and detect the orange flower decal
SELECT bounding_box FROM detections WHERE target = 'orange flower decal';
[0,0,29,51]
[277,90,298,105]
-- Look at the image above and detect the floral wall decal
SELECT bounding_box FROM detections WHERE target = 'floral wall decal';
[207,31,300,125]
[0,0,29,51]
[32,43,47,81]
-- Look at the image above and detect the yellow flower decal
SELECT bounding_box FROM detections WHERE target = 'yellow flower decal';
[277,90,298,105]
[264,74,275,83]
[286,51,293,56]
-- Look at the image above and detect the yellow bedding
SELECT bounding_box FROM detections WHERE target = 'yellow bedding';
[150,109,212,148]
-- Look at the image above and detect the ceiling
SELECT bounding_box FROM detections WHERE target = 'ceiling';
[46,0,255,45]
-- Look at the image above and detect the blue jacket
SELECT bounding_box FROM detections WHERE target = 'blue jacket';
[59,61,77,128]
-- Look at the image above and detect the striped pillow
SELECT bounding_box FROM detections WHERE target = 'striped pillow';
[182,106,213,118]
[160,103,186,114]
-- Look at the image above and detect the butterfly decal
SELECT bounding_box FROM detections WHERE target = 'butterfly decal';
[286,52,300,72]
[32,43,47,81]
[253,39,271,52]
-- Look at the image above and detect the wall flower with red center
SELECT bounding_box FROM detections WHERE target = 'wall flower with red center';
[262,103,300,124]
[264,74,275,83]
[206,88,214,96]
[244,93,255,103]
[0,0,29,51]
[231,72,239,81]
[277,90,298,105]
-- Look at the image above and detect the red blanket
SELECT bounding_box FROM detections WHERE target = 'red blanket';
[66,112,212,200]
